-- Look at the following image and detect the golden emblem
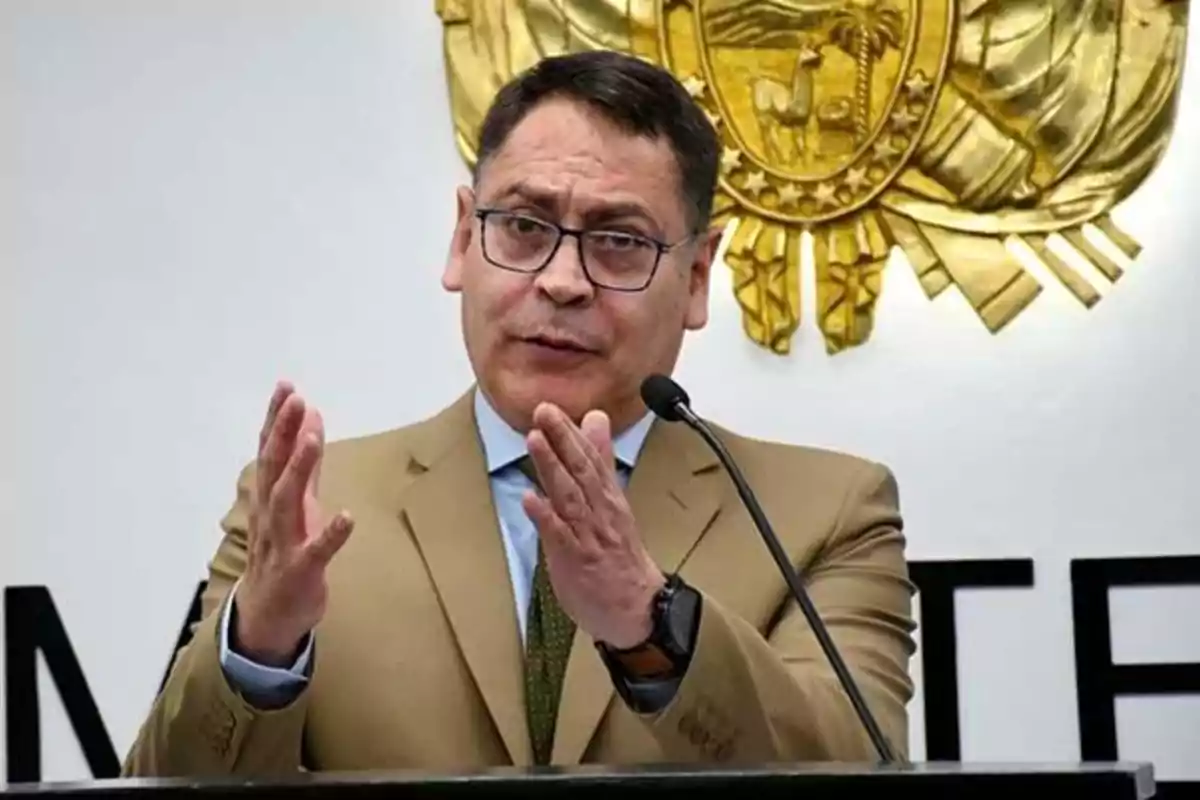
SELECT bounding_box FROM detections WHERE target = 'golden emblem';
[436,0,1190,355]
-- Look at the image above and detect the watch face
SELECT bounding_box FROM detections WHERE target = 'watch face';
[665,585,699,653]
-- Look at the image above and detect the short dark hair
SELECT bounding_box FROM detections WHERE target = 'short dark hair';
[473,50,720,232]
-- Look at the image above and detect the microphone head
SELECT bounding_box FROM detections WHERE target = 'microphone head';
[640,374,690,422]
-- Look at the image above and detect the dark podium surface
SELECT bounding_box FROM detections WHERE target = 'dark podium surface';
[0,762,1157,799]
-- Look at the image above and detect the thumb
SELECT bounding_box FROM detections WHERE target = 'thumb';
[306,511,354,565]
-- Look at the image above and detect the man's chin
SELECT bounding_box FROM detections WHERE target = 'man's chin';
[496,370,604,426]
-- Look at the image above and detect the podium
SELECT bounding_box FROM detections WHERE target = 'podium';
[0,762,1156,798]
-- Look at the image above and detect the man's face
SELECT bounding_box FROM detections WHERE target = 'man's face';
[443,97,719,433]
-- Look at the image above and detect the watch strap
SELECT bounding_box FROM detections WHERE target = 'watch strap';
[607,641,676,679]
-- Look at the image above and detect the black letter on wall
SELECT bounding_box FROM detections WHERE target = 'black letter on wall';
[4,586,120,782]
[6,581,209,782]
[1072,555,1200,760]
[909,559,1035,760]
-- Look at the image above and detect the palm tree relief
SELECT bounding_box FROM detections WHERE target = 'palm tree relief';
[829,0,904,144]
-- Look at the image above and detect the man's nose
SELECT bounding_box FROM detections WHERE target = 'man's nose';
[534,237,596,305]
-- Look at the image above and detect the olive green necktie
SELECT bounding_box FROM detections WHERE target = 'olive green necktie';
[516,457,576,766]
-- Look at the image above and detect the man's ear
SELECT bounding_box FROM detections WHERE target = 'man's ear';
[684,224,724,331]
[442,185,476,292]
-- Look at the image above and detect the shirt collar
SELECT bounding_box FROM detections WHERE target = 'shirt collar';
[473,387,654,474]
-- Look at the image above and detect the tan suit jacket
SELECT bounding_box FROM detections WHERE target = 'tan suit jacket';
[123,389,915,777]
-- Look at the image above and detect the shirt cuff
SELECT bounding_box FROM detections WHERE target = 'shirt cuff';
[217,581,312,709]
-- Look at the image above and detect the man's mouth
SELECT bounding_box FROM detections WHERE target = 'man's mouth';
[521,335,595,354]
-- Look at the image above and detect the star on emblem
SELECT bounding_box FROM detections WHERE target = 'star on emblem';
[720,146,743,174]
[890,106,921,134]
[681,74,707,99]
[872,138,900,163]
[844,167,870,193]
[813,181,839,210]
[704,109,722,130]
[742,170,768,198]
[904,71,932,102]
[778,182,804,207]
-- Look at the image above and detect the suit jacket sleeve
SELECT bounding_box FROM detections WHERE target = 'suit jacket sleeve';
[642,461,916,763]
[122,463,310,777]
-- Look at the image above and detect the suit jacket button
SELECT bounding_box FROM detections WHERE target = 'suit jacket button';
[204,706,235,756]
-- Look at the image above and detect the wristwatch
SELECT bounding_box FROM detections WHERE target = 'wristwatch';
[597,573,701,681]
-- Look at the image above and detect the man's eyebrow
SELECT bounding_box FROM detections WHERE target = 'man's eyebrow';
[583,201,656,225]
[486,182,559,212]
[583,202,668,239]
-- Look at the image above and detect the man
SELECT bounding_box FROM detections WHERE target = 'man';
[123,50,915,777]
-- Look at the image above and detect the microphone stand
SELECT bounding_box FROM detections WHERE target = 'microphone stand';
[672,400,902,766]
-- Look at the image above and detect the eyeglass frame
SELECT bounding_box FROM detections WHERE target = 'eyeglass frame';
[472,207,697,293]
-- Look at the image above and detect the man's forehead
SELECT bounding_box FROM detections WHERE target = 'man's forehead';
[479,133,683,223]
[474,98,691,221]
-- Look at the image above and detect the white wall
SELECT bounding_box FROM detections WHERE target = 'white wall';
[2,0,1198,784]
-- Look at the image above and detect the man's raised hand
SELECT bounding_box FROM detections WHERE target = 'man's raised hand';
[233,381,355,666]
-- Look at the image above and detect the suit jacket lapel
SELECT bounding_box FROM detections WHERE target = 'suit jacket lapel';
[552,418,725,765]
[395,391,533,766]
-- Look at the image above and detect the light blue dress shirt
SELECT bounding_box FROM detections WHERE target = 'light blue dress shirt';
[218,389,656,708]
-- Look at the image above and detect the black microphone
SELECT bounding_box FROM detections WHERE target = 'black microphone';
[640,373,901,765]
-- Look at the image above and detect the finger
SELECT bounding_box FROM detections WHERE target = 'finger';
[527,428,590,525]
[532,403,604,490]
[258,380,296,454]
[580,410,614,470]
[522,491,575,557]
[257,393,306,505]
[578,410,629,543]
[269,426,322,538]
[246,503,266,556]
[304,510,354,565]
[301,408,326,495]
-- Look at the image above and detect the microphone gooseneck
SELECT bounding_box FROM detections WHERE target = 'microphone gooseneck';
[639,374,901,766]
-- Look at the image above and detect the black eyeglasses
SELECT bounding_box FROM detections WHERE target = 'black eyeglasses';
[473,208,693,292]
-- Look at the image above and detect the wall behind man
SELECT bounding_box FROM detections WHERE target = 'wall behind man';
[2,0,1197,786]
